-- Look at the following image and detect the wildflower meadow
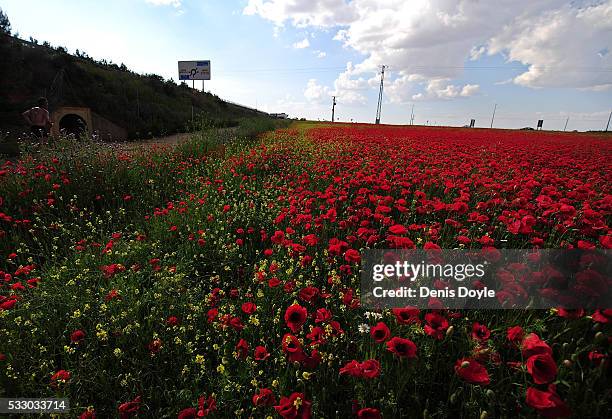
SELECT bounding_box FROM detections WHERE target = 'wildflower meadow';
[0,123,610,418]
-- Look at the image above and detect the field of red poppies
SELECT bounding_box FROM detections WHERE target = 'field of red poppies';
[0,123,611,418]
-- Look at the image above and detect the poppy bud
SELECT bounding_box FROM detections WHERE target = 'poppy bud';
[562,359,572,368]
[595,331,606,343]
[446,325,455,337]
[480,411,489,419]
[486,390,495,399]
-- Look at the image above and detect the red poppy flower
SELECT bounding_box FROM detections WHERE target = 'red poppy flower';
[0,298,17,311]
[306,326,326,346]
[370,322,391,343]
[471,322,491,341]
[271,230,285,244]
[229,317,244,331]
[588,350,608,367]
[392,306,420,325]
[241,302,257,314]
[207,308,218,323]
[386,336,417,359]
[79,408,97,419]
[236,338,249,359]
[360,359,381,379]
[357,408,382,419]
[282,333,306,363]
[197,394,216,417]
[254,345,270,361]
[389,224,408,235]
[507,326,524,345]
[284,304,308,332]
[50,370,71,388]
[339,360,362,378]
[556,308,584,319]
[70,329,85,343]
[344,249,361,263]
[298,286,319,303]
[147,339,162,354]
[303,234,319,246]
[526,385,571,418]
[454,358,490,385]
[177,407,197,419]
[253,388,276,407]
[424,312,449,340]
[521,333,552,359]
[274,392,312,419]
[314,307,332,323]
[118,396,141,419]
[592,309,612,324]
[526,353,558,384]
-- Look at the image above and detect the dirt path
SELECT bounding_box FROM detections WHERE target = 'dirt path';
[106,132,194,152]
[106,127,240,152]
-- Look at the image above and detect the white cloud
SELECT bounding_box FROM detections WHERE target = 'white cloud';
[244,0,357,27]
[412,79,480,101]
[293,38,310,49]
[304,78,331,103]
[315,50,327,58]
[469,46,486,61]
[329,62,368,104]
[145,0,182,7]
[487,2,612,90]
[245,0,612,95]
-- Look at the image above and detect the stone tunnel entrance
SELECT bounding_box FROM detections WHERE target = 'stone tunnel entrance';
[58,113,88,137]
[51,107,92,138]
[50,106,128,141]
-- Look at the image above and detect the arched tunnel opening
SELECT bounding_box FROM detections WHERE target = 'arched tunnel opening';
[59,114,87,137]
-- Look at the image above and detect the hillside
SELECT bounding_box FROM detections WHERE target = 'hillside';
[0,33,269,139]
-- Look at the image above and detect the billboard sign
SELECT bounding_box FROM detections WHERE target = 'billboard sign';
[178,61,211,80]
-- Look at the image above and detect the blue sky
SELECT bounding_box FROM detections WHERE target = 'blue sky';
[1,0,611,130]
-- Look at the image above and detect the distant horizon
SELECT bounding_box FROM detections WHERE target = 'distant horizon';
[1,0,611,131]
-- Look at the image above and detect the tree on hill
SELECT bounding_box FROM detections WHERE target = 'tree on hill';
[0,8,11,34]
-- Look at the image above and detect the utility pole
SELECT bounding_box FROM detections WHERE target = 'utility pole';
[606,110,612,132]
[563,117,569,131]
[410,104,414,125]
[331,96,337,122]
[375,65,387,124]
[490,103,497,128]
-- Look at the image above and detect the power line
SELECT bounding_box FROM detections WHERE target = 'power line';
[214,65,612,74]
